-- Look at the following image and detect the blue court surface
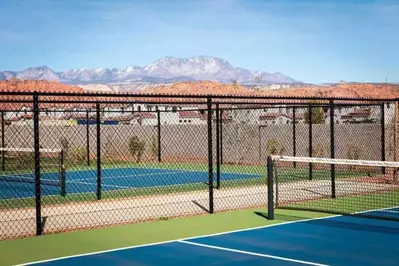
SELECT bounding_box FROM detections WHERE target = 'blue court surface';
[0,167,260,199]
[24,208,399,266]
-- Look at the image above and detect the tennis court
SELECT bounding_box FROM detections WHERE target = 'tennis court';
[0,166,260,200]
[13,207,399,266]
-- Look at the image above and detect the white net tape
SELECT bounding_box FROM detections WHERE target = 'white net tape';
[0,147,62,153]
[271,156,399,168]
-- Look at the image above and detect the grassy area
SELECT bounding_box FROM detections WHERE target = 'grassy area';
[0,207,329,266]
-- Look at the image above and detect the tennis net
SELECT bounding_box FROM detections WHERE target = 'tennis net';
[267,156,399,221]
[0,147,66,195]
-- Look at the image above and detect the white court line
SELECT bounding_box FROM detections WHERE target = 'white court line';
[17,206,399,266]
[178,240,329,266]
[72,169,258,182]
[0,174,59,185]
[73,170,202,182]
[66,180,131,190]
[18,214,341,266]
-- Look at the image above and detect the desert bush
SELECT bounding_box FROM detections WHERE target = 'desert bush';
[60,137,69,151]
[309,143,328,158]
[70,147,86,164]
[151,136,158,160]
[129,135,146,163]
[266,139,286,156]
[347,141,361,160]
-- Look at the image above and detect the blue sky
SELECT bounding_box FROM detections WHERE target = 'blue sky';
[0,0,398,84]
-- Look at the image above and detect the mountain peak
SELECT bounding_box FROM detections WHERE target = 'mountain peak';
[25,65,52,71]
[0,56,300,85]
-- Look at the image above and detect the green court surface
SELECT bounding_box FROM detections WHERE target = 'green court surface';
[0,208,327,266]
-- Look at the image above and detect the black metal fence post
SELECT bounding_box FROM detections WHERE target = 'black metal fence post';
[292,107,297,168]
[157,109,161,162]
[86,109,90,166]
[308,104,313,180]
[380,103,386,174]
[267,156,274,220]
[33,92,42,236]
[1,110,5,171]
[96,103,102,200]
[60,148,66,197]
[219,109,223,165]
[216,104,220,189]
[330,100,336,198]
[207,97,214,213]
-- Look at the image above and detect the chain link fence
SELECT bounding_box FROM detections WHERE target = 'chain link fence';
[0,92,398,240]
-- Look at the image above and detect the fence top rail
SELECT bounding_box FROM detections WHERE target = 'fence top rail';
[0,90,398,103]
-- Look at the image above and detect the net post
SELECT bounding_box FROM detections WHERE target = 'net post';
[33,91,43,236]
[207,97,214,214]
[60,149,66,197]
[96,103,102,200]
[216,103,221,189]
[292,107,297,168]
[86,109,90,167]
[380,103,386,174]
[267,156,274,220]
[330,100,336,198]
[1,110,5,171]
[157,109,161,163]
[308,104,313,180]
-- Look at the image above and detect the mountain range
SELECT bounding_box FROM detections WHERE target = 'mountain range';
[0,56,301,85]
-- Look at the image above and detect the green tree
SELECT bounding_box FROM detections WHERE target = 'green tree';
[304,101,325,124]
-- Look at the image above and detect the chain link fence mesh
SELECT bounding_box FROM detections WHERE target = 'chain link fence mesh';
[0,94,398,240]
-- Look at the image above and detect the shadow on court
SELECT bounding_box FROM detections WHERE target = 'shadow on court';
[253,211,310,222]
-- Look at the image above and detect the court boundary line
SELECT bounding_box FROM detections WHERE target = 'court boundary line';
[63,165,260,178]
[17,206,398,266]
[17,214,340,265]
[177,240,329,266]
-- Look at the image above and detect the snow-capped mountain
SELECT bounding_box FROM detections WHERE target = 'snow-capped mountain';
[15,66,60,82]
[58,67,118,82]
[0,71,17,80]
[116,65,146,80]
[0,56,300,84]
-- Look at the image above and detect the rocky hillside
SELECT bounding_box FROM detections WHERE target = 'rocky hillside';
[0,78,84,93]
[252,83,399,99]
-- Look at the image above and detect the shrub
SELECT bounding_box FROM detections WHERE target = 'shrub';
[347,140,362,170]
[347,142,361,160]
[151,136,158,160]
[310,143,328,158]
[60,137,69,151]
[266,139,286,156]
[70,147,86,164]
[129,136,146,163]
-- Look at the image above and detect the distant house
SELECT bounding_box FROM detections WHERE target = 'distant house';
[259,113,292,125]
[131,112,157,126]
[341,108,376,124]
[177,111,206,125]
